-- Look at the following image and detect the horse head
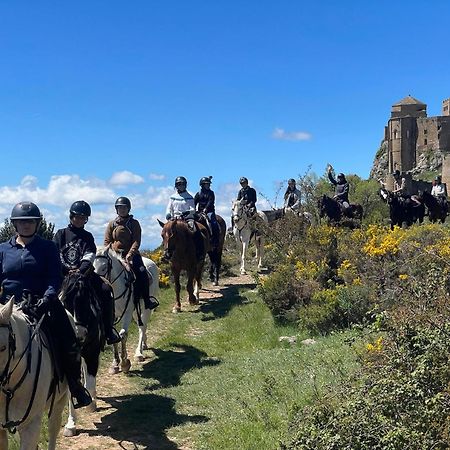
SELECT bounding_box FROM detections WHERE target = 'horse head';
[159,219,183,261]
[232,199,248,226]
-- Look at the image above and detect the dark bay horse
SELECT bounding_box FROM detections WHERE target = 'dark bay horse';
[421,190,448,223]
[318,195,363,225]
[380,188,425,230]
[196,213,227,286]
[158,218,209,313]
[59,272,104,436]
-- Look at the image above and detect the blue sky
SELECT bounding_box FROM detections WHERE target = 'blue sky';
[1,1,449,248]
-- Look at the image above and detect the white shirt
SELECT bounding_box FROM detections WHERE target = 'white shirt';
[431,183,446,197]
[166,190,195,218]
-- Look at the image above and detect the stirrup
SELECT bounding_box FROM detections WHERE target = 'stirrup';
[71,386,92,409]
[144,297,159,310]
[106,329,122,345]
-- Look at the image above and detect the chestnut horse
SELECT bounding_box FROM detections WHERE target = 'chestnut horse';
[158,219,209,313]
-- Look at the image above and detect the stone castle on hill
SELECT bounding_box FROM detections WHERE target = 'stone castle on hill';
[371,95,450,192]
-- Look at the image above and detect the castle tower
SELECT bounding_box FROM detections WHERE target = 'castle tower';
[443,98,450,116]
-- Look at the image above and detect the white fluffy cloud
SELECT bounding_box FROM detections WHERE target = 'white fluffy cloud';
[149,173,165,181]
[272,127,312,141]
[109,171,145,186]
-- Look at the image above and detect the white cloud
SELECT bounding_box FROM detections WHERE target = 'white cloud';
[272,127,312,142]
[149,173,165,181]
[109,171,145,186]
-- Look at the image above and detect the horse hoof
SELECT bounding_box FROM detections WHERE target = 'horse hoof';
[86,400,97,413]
[172,306,181,313]
[240,270,247,275]
[109,366,120,375]
[122,359,131,373]
[63,427,77,437]
[142,343,148,350]
[135,354,145,362]
[213,280,219,286]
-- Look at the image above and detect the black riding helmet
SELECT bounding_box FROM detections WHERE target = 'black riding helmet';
[239,177,248,184]
[115,196,131,209]
[11,202,42,220]
[288,178,296,184]
[199,176,212,186]
[435,175,442,182]
[10,202,42,237]
[70,200,91,217]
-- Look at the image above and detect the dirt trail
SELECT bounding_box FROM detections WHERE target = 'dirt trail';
[57,274,253,450]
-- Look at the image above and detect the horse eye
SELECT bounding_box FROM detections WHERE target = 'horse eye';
[0,345,6,352]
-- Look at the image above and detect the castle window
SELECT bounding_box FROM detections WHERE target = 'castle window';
[424,129,428,135]
[393,130,398,139]
[424,138,428,145]
[438,133,441,139]
[438,124,442,130]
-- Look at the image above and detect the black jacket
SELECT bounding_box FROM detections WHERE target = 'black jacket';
[194,189,216,213]
[53,224,97,275]
[328,172,349,203]
[237,186,257,208]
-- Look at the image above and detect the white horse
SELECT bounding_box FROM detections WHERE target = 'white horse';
[0,298,68,450]
[93,247,159,374]
[232,199,269,275]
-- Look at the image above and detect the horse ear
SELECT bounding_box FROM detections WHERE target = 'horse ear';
[0,297,14,324]
[157,219,165,228]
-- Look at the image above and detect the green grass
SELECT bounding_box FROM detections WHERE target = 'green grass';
[126,283,362,450]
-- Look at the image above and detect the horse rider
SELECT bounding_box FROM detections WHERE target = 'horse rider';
[237,177,257,214]
[194,176,220,247]
[104,197,159,311]
[431,175,448,209]
[53,200,121,345]
[166,176,205,262]
[283,178,302,213]
[327,165,350,214]
[391,170,421,207]
[0,202,92,409]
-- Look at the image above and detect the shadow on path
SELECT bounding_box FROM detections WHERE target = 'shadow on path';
[84,392,208,449]
[198,282,256,322]
[131,344,220,389]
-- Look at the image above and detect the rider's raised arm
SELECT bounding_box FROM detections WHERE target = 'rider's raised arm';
[328,171,337,185]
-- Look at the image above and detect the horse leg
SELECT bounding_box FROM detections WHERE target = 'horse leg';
[49,388,68,447]
[173,270,182,313]
[135,305,151,361]
[256,235,265,271]
[240,239,248,275]
[18,415,42,450]
[120,331,131,373]
[187,272,198,305]
[0,429,7,449]
[64,393,77,437]
[110,342,121,374]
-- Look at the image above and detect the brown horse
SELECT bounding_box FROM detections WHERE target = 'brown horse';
[158,218,209,313]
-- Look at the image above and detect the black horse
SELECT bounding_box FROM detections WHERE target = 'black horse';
[318,195,363,225]
[421,190,448,223]
[60,272,104,410]
[196,213,227,285]
[380,188,425,230]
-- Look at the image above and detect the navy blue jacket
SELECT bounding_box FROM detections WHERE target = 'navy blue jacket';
[0,235,62,301]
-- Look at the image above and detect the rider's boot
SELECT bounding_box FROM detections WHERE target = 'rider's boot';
[101,293,121,345]
[194,230,206,264]
[62,349,92,409]
[138,268,159,310]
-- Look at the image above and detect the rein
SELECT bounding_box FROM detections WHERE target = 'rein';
[95,252,134,326]
[0,315,45,432]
